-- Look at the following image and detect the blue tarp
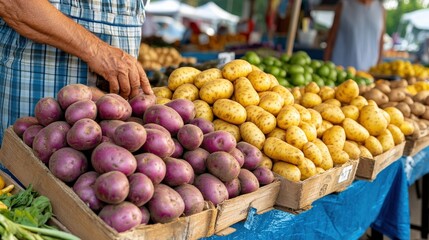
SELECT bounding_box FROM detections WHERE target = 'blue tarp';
[205,159,413,240]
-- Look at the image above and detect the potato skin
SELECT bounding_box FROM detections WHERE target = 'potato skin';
[213,99,247,125]
[199,79,234,104]
[246,105,277,134]
[258,91,284,116]
[172,83,199,101]
[153,86,173,99]
[239,122,266,150]
[194,68,223,89]
[342,118,370,143]
[365,136,384,156]
[263,137,305,165]
[302,142,323,167]
[286,126,308,150]
[213,119,241,142]
[312,138,333,170]
[193,100,214,122]
[167,67,201,91]
[271,85,295,106]
[276,105,301,130]
[273,161,301,182]
[247,70,272,92]
[234,77,260,107]
[298,158,317,180]
[221,59,253,81]
[322,126,346,149]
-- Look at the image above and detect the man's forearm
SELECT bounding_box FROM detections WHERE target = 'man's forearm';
[0,0,103,63]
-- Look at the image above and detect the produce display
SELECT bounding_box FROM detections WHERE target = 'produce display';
[152,59,410,184]
[360,79,429,138]
[241,51,374,88]
[369,60,429,79]
[12,83,274,233]
[138,43,197,71]
[0,175,78,240]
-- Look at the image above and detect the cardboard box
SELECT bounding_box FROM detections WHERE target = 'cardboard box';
[403,135,429,157]
[214,180,280,235]
[356,142,405,180]
[275,159,358,210]
[0,127,217,240]
[0,169,70,232]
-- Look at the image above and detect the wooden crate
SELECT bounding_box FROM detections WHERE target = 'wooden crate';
[275,159,358,210]
[0,127,217,240]
[403,135,429,157]
[356,142,405,180]
[214,180,280,235]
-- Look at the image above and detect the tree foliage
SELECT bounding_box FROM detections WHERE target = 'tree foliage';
[385,0,427,36]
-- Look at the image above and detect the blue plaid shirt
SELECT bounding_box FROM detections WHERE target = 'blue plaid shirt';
[0,0,146,143]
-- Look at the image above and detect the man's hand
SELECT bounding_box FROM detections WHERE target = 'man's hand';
[87,42,153,99]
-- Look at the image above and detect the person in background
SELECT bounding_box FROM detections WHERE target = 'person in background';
[324,0,385,71]
[0,0,153,143]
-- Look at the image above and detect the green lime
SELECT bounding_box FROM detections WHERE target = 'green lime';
[304,66,314,74]
[279,53,291,63]
[293,51,309,57]
[288,64,305,75]
[257,64,265,72]
[310,60,322,69]
[325,80,336,87]
[365,78,373,85]
[263,57,275,66]
[325,61,336,69]
[317,65,330,78]
[328,70,337,81]
[273,59,283,67]
[277,77,288,87]
[314,78,325,87]
[279,69,287,78]
[245,52,261,65]
[304,72,312,84]
[337,70,347,82]
[266,66,281,77]
[290,73,305,86]
[290,55,307,66]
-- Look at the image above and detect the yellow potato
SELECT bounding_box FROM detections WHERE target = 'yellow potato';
[293,104,312,123]
[381,110,391,124]
[213,99,247,125]
[399,120,415,135]
[267,73,280,89]
[298,158,317,180]
[199,79,234,104]
[213,119,241,142]
[234,77,260,107]
[267,128,286,141]
[168,67,201,91]
[247,70,272,92]
[313,138,334,170]
[317,120,334,138]
[286,125,308,150]
[387,124,405,145]
[343,141,361,160]
[377,129,395,152]
[323,98,342,107]
[316,167,326,174]
[245,105,277,134]
[342,118,370,142]
[271,85,295,106]
[319,86,336,101]
[341,105,360,121]
[155,97,171,104]
[299,122,317,142]
[273,161,301,182]
[193,100,213,122]
[367,99,378,106]
[259,153,273,169]
[364,136,383,156]
[358,105,388,136]
[305,82,320,94]
[152,86,173,99]
[258,91,284,116]
[301,92,322,108]
[307,109,323,129]
[350,96,368,110]
[313,103,331,113]
[302,142,323,166]
[239,122,266,150]
[335,79,359,104]
[193,68,223,89]
[276,105,301,130]
[320,105,345,124]
[322,125,346,149]
[263,137,305,165]
[291,87,302,103]
[221,59,253,81]
[172,83,199,101]
[358,145,373,159]
[327,145,349,165]
[384,107,404,126]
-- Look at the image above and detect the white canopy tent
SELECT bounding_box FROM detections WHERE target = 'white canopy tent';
[400,9,429,30]
[194,2,240,24]
[145,0,197,18]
